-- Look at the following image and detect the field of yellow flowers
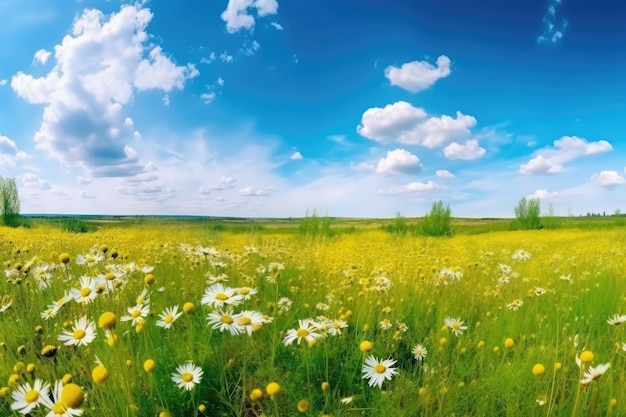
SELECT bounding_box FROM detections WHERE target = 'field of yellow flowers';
[1,222,626,417]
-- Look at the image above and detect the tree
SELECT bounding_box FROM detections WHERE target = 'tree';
[0,176,21,227]
[514,197,541,230]
[420,200,452,236]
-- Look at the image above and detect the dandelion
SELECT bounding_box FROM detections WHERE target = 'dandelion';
[58,316,96,347]
[45,380,84,417]
[201,283,244,309]
[297,399,309,413]
[98,312,117,330]
[444,316,467,336]
[581,363,610,385]
[532,364,545,376]
[607,314,626,325]
[249,388,263,401]
[266,382,281,397]
[156,306,183,329]
[11,379,53,415]
[206,308,243,335]
[579,350,594,364]
[143,360,157,373]
[362,355,398,388]
[283,319,323,346]
[172,362,203,391]
[92,365,109,384]
[360,340,373,353]
[412,344,427,361]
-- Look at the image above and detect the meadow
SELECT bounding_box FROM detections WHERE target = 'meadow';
[1,218,626,416]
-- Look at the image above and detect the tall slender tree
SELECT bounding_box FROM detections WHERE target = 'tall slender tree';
[0,176,21,227]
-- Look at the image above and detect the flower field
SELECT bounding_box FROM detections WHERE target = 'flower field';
[1,223,626,416]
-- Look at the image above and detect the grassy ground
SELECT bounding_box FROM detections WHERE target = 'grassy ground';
[0,219,625,416]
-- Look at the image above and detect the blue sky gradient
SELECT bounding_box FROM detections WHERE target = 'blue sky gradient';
[0,0,624,217]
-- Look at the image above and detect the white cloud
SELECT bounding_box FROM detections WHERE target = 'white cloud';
[527,189,562,200]
[240,186,270,196]
[220,51,234,63]
[199,175,236,193]
[351,161,375,172]
[519,136,612,175]
[80,191,96,199]
[379,180,437,195]
[357,101,476,147]
[537,0,568,44]
[376,148,422,175]
[0,134,28,166]
[436,169,454,178]
[11,4,197,178]
[217,77,225,86]
[77,175,92,185]
[384,55,451,93]
[443,140,486,160]
[221,0,278,33]
[21,173,51,190]
[290,151,303,160]
[0,79,7,86]
[33,48,51,65]
[270,21,283,30]
[242,40,260,56]
[162,94,170,106]
[519,155,563,175]
[200,52,216,64]
[591,170,626,188]
[201,92,216,104]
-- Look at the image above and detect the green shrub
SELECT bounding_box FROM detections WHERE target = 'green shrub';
[420,201,452,236]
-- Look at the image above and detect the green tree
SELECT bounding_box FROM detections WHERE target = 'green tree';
[514,197,541,230]
[420,200,452,236]
[0,176,21,227]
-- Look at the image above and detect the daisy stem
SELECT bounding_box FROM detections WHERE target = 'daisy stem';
[241,335,249,416]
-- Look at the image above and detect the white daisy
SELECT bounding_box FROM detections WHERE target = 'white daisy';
[444,316,467,336]
[362,355,398,388]
[201,283,243,309]
[236,286,258,300]
[58,316,97,347]
[156,305,183,329]
[283,319,323,346]
[581,363,610,385]
[11,379,53,415]
[412,344,427,361]
[327,319,348,336]
[70,276,98,304]
[172,362,203,391]
[234,310,265,336]
[607,314,626,326]
[120,303,150,326]
[206,308,243,335]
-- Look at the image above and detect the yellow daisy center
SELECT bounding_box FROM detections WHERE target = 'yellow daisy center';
[86,255,95,263]
[73,329,86,340]
[53,402,66,414]
[164,315,174,324]
[452,322,460,330]
[181,372,193,382]
[374,364,386,374]
[297,328,309,338]
[215,293,229,301]
[80,287,91,297]
[131,310,141,318]
[221,315,234,324]
[238,316,252,325]
[240,288,250,295]
[333,323,341,329]
[105,273,116,281]
[24,389,39,403]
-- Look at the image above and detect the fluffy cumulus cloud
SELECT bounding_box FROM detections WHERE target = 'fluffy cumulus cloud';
[519,136,612,175]
[221,0,279,33]
[33,49,51,65]
[0,134,28,166]
[443,140,486,160]
[526,189,562,200]
[376,148,422,175]
[290,151,303,160]
[11,4,198,178]
[357,101,476,148]
[379,180,437,195]
[384,55,451,93]
[240,186,271,196]
[436,169,454,178]
[591,170,626,188]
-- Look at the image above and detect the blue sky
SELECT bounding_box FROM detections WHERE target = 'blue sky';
[0,0,625,217]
